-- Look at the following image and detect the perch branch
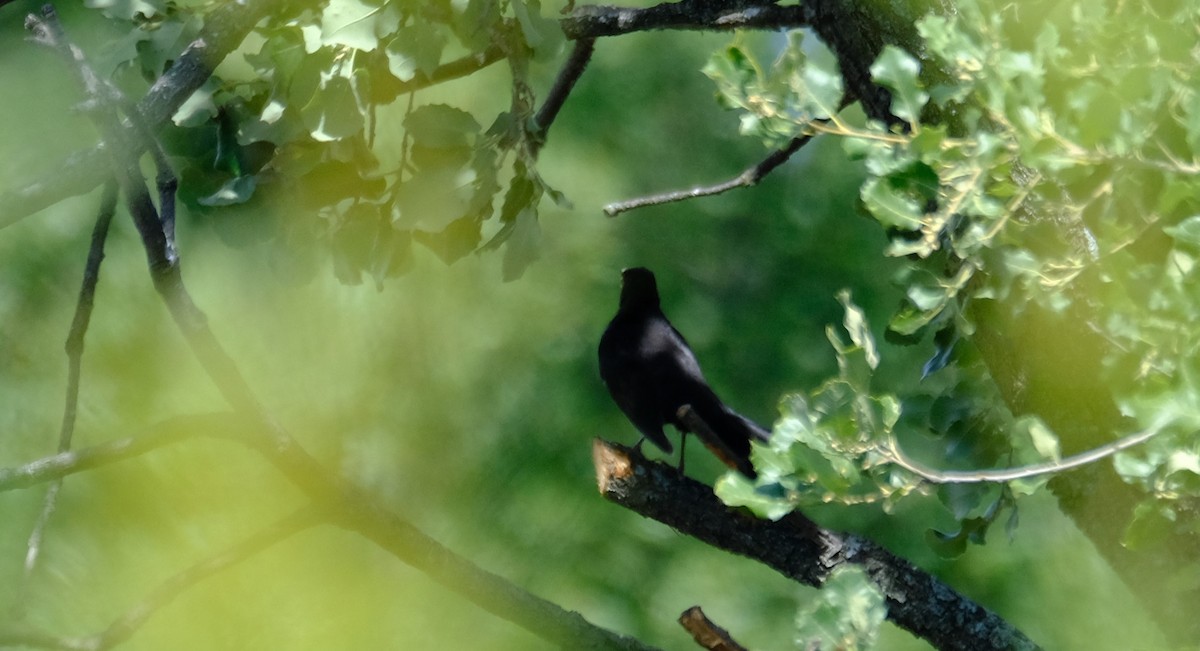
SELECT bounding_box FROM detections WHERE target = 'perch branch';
[23,178,119,580]
[592,439,1042,651]
[336,492,661,651]
[604,135,815,216]
[678,606,748,651]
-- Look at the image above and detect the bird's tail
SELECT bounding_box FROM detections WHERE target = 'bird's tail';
[678,402,772,479]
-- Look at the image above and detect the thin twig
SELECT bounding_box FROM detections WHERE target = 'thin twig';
[96,507,322,649]
[0,413,253,493]
[23,178,120,580]
[337,492,662,651]
[603,135,814,216]
[532,38,596,154]
[0,0,816,231]
[887,422,1170,484]
[0,507,322,651]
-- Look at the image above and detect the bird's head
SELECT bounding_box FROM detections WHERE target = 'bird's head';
[619,267,660,310]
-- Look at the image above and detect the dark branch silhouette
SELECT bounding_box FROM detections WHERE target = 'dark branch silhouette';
[533,38,596,153]
[12,11,665,650]
[561,0,812,39]
[592,439,1042,651]
[22,178,119,581]
[603,135,814,216]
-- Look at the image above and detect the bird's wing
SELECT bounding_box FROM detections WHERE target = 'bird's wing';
[599,319,674,453]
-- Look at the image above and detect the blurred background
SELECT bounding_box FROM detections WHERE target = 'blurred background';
[0,3,1163,649]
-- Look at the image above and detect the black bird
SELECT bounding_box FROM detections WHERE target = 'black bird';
[598,267,770,478]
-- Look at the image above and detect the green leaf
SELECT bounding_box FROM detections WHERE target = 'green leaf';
[300,75,365,142]
[172,79,219,128]
[870,45,929,125]
[714,475,795,520]
[501,208,541,281]
[861,177,924,230]
[1013,415,1061,462]
[799,38,845,119]
[394,164,478,231]
[404,104,481,149]
[511,0,564,62]
[197,175,257,206]
[321,0,387,51]
[1124,502,1177,551]
[1164,216,1200,248]
[85,0,165,20]
[796,565,887,651]
[838,291,879,370]
[702,44,759,111]
[386,25,447,81]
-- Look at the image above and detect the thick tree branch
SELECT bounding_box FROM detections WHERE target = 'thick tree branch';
[23,23,663,650]
[561,0,812,39]
[592,439,1042,651]
[337,493,660,651]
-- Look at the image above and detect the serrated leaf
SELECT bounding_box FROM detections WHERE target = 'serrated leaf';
[1124,502,1176,551]
[197,175,257,206]
[394,164,477,231]
[404,104,481,149]
[838,291,879,370]
[862,177,924,230]
[796,565,887,651]
[172,79,219,127]
[501,207,540,281]
[870,45,929,125]
[1014,415,1061,462]
[702,44,759,110]
[322,0,386,51]
[799,38,844,118]
[714,475,795,520]
[301,75,365,141]
[1164,216,1200,247]
[386,25,446,81]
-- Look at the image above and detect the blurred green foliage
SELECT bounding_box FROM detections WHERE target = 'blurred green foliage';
[0,0,1181,650]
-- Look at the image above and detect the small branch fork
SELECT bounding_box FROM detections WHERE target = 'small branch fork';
[603,135,815,216]
[592,439,1043,651]
[21,178,118,586]
[7,9,657,651]
[0,0,819,230]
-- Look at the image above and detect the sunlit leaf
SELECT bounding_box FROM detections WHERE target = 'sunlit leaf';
[870,45,929,125]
